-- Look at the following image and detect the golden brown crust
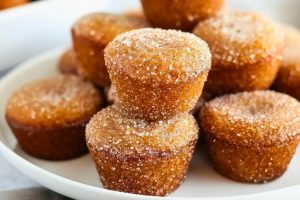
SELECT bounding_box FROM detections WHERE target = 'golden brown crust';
[5,75,102,160]
[204,59,280,96]
[6,75,102,128]
[206,134,299,183]
[200,91,300,148]
[0,0,28,9]
[105,28,211,121]
[58,48,78,75]
[88,140,196,196]
[194,11,284,68]
[273,25,300,100]
[86,105,198,195]
[141,0,224,31]
[193,12,284,96]
[6,115,88,160]
[72,13,148,86]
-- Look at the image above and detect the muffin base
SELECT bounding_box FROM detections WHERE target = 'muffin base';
[72,31,111,87]
[205,134,299,183]
[88,140,197,196]
[112,71,209,121]
[6,116,88,160]
[204,59,280,97]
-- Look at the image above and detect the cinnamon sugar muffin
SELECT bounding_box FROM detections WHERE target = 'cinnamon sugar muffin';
[86,105,198,196]
[141,0,224,31]
[273,25,300,100]
[105,28,211,121]
[200,91,300,183]
[194,12,284,97]
[72,13,148,86]
[58,48,78,75]
[6,75,102,160]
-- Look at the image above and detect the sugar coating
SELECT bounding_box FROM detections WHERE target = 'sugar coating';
[273,25,300,100]
[206,134,299,183]
[86,105,198,195]
[193,11,284,67]
[72,13,148,46]
[200,91,300,148]
[6,75,101,128]
[105,28,211,84]
[86,105,199,155]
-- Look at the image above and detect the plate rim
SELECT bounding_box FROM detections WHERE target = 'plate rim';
[1,47,300,200]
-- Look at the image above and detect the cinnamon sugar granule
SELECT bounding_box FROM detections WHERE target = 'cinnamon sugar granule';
[6,75,101,127]
[201,90,300,148]
[105,28,211,84]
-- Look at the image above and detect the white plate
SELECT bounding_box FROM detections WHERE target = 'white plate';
[1,48,300,200]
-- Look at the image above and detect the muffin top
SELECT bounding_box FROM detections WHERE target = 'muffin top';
[200,91,300,148]
[72,12,148,47]
[193,11,284,68]
[105,28,211,84]
[6,75,101,128]
[86,105,198,157]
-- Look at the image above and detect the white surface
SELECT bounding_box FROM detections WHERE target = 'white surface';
[0,49,300,200]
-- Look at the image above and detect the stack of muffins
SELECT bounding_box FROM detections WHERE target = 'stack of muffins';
[86,28,211,196]
[5,0,300,197]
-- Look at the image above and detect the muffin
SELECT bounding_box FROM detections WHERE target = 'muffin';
[200,91,300,183]
[273,25,300,100]
[141,0,224,31]
[72,13,148,86]
[86,105,198,196]
[6,75,102,160]
[58,48,78,75]
[194,11,284,97]
[105,28,211,121]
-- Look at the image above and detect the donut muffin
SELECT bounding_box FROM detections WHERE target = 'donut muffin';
[200,91,300,183]
[86,105,198,196]
[58,48,78,75]
[72,13,148,86]
[194,12,284,97]
[105,28,211,121]
[6,75,102,160]
[141,0,224,31]
[273,25,300,100]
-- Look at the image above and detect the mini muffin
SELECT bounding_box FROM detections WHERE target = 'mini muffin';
[72,13,148,87]
[105,28,211,121]
[58,48,78,75]
[86,105,198,196]
[273,25,300,100]
[0,0,28,9]
[200,91,300,183]
[194,12,284,97]
[6,75,102,160]
[104,84,119,105]
[141,0,224,31]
